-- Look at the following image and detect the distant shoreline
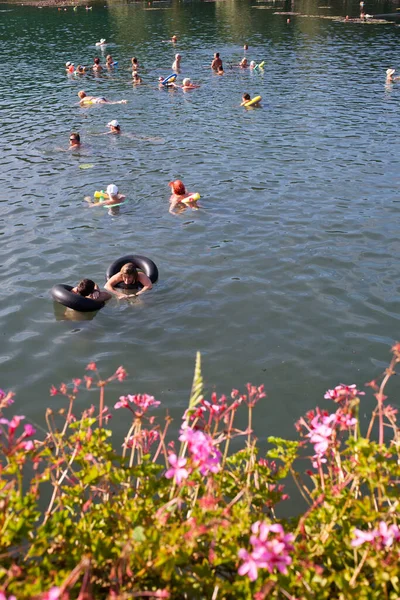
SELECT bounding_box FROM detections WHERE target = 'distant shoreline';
[4,0,96,7]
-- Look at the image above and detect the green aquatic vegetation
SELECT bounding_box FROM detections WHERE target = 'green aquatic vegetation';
[0,350,400,599]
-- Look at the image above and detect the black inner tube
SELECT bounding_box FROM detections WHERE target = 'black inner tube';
[105,255,159,289]
[51,284,105,312]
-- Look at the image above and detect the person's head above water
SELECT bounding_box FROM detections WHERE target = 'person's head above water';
[78,90,87,99]
[76,279,95,297]
[94,57,101,65]
[69,132,81,145]
[242,93,251,101]
[182,78,191,86]
[169,179,186,195]
[107,184,119,197]
[131,57,138,65]
[171,35,177,42]
[107,119,120,132]
[214,52,220,58]
[386,68,396,78]
[120,263,138,284]
[243,44,248,50]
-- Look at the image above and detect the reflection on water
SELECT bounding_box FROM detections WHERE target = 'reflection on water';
[1,0,400,466]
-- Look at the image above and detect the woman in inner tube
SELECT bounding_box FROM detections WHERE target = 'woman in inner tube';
[105,263,153,299]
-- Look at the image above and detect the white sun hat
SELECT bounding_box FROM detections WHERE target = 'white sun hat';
[107,120,120,127]
[107,184,118,196]
[386,68,395,76]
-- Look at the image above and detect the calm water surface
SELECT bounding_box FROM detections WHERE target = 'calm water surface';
[1,0,400,449]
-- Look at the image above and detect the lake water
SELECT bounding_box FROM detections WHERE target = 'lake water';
[1,0,400,449]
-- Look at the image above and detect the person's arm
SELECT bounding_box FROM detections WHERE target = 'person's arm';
[169,197,179,213]
[101,194,126,206]
[104,273,132,299]
[135,273,153,295]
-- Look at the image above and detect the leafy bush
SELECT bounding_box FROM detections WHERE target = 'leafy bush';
[0,348,399,599]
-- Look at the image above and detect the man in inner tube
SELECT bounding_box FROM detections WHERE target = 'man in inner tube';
[72,279,111,303]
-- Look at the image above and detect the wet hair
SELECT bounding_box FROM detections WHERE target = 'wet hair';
[106,55,112,61]
[94,57,100,65]
[78,90,86,98]
[131,57,138,65]
[70,132,80,142]
[76,279,95,296]
[243,44,248,50]
[121,263,138,280]
[169,179,186,195]
[243,93,251,101]
[215,52,220,58]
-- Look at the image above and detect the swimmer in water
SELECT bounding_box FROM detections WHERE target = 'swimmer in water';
[171,34,178,43]
[72,279,111,303]
[69,132,81,148]
[172,53,182,71]
[250,61,256,70]
[158,76,178,89]
[132,71,142,84]
[107,119,121,134]
[240,57,248,68]
[75,65,87,74]
[106,55,116,67]
[241,93,261,107]
[105,262,152,299]
[181,77,200,90]
[131,57,140,71]
[65,61,75,73]
[211,52,223,71]
[243,44,249,50]
[386,68,400,83]
[168,179,199,213]
[78,90,127,105]
[92,57,103,72]
[86,184,126,215]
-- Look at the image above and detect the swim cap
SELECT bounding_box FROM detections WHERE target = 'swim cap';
[107,184,118,196]
[66,61,74,67]
[107,120,120,127]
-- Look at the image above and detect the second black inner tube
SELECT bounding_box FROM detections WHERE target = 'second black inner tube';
[105,255,159,289]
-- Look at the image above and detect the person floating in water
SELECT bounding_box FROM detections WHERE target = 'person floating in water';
[211,52,223,71]
[158,76,178,89]
[168,179,199,213]
[92,57,103,72]
[131,57,140,71]
[106,55,116,67]
[241,93,261,107]
[107,120,121,134]
[172,53,182,71]
[78,91,127,105]
[65,61,75,73]
[105,263,153,299]
[69,132,81,148]
[386,68,399,83]
[181,77,200,90]
[171,34,178,43]
[132,71,142,84]
[72,279,111,303]
[240,57,248,68]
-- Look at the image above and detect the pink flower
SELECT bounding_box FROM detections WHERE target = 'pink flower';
[0,593,17,600]
[351,523,400,550]
[238,548,260,581]
[114,396,130,409]
[165,453,189,485]
[238,521,293,581]
[114,366,127,381]
[43,587,61,600]
[50,385,58,397]
[24,424,36,437]
[324,384,364,403]
[307,414,336,459]
[20,440,34,451]
[179,426,221,476]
